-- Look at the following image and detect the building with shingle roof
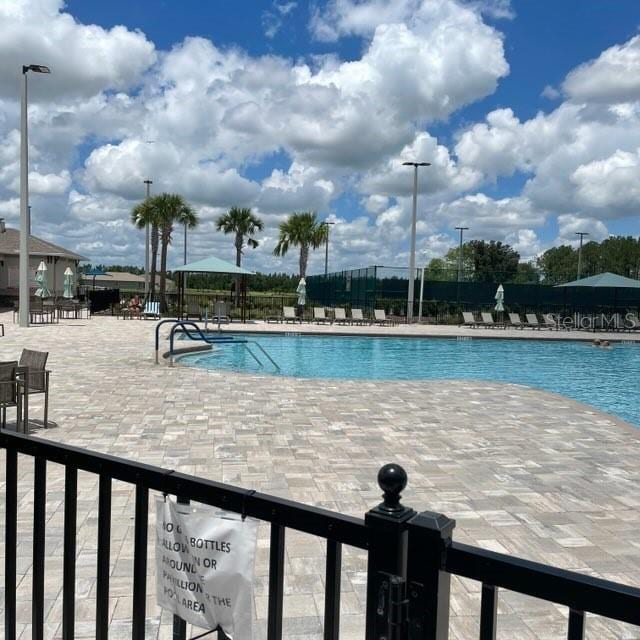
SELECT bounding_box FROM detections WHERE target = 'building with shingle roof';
[0,220,87,297]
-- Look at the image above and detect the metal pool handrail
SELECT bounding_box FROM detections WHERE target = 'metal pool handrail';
[155,319,280,371]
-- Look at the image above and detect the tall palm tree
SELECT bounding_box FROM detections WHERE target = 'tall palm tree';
[131,197,160,300]
[216,207,263,301]
[273,211,327,279]
[154,193,199,311]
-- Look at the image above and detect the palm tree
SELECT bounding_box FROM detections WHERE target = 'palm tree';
[273,211,327,279]
[216,207,264,301]
[131,197,160,301]
[154,193,199,311]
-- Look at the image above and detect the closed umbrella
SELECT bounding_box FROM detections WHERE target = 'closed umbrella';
[63,267,75,299]
[494,284,504,317]
[296,278,306,306]
[296,278,306,319]
[34,261,51,298]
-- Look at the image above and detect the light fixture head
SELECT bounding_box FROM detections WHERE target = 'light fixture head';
[402,161,431,167]
[23,64,51,74]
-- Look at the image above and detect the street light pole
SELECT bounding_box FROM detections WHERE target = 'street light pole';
[143,179,152,297]
[19,64,50,328]
[402,161,430,322]
[323,221,335,276]
[576,231,589,280]
[455,226,469,282]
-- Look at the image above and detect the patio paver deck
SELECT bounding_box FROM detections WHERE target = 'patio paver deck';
[0,313,638,639]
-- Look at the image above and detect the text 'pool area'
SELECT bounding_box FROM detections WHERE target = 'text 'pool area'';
[179,333,640,427]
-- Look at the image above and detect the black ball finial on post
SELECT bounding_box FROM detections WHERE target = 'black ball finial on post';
[377,463,408,514]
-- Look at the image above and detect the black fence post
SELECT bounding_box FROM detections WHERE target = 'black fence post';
[365,464,416,640]
[406,511,456,640]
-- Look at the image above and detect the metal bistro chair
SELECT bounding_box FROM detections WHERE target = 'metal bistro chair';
[19,349,49,429]
[0,361,25,432]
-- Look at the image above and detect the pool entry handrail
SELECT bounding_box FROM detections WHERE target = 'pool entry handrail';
[2,431,640,640]
[155,319,280,370]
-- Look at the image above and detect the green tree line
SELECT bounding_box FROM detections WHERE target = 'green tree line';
[425,236,640,284]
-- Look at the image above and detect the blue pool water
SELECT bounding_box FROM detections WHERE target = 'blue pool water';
[180,334,640,426]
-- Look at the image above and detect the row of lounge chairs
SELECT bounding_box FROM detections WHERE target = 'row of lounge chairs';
[461,312,558,329]
[462,311,640,331]
[268,306,395,325]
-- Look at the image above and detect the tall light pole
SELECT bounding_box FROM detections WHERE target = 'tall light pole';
[576,231,589,280]
[143,179,152,297]
[455,226,468,282]
[402,161,430,322]
[19,64,51,328]
[322,221,335,276]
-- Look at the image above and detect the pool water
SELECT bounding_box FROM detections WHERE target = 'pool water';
[180,334,640,426]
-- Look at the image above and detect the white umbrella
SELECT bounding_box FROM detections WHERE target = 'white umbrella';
[34,261,51,298]
[494,284,505,312]
[296,278,306,306]
[63,267,75,299]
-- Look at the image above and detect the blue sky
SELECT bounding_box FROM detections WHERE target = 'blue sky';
[1,0,639,272]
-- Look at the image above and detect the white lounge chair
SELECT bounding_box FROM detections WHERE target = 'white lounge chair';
[373,309,392,325]
[542,313,560,330]
[508,313,523,329]
[141,301,160,320]
[283,306,300,323]
[481,312,505,329]
[333,308,350,324]
[350,309,366,325]
[461,311,482,328]
[524,313,545,330]
[313,307,331,324]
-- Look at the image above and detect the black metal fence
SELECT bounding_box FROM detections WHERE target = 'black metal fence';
[2,430,640,639]
[307,266,640,322]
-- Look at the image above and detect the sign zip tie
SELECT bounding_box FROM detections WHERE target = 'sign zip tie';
[242,489,256,521]
[161,469,176,501]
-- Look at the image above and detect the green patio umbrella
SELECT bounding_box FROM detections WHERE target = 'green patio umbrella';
[34,261,51,298]
[63,267,75,299]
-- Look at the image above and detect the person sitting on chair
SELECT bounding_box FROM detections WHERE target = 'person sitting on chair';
[128,294,142,317]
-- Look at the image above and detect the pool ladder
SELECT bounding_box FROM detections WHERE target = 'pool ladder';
[155,319,280,371]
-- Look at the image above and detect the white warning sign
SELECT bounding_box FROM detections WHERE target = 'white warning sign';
[155,499,258,639]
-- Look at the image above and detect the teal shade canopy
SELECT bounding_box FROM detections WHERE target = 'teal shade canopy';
[173,256,254,275]
[556,272,640,288]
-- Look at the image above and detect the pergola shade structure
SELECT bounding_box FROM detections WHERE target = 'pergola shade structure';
[172,256,255,321]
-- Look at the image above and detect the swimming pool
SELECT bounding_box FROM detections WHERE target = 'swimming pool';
[179,334,640,426]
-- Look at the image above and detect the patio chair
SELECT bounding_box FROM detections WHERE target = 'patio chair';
[481,312,505,329]
[333,308,350,325]
[141,301,160,320]
[508,313,523,329]
[282,306,300,323]
[0,361,24,432]
[19,349,49,429]
[211,301,231,324]
[373,309,392,325]
[185,301,202,321]
[460,311,482,328]
[350,309,366,325]
[524,313,544,330]
[313,307,331,324]
[542,313,561,330]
